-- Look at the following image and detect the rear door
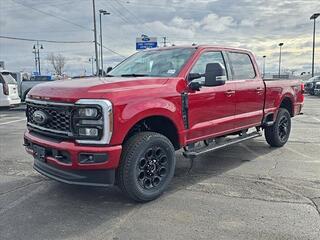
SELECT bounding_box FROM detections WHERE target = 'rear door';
[187,50,236,142]
[228,52,265,129]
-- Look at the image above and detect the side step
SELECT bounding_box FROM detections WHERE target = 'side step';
[183,131,262,158]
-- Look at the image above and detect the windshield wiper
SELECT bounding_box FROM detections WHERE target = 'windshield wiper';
[120,73,150,77]
[105,74,114,77]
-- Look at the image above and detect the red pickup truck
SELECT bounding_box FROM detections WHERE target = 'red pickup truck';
[24,45,304,202]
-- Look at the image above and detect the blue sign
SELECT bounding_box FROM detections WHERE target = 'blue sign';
[136,36,157,50]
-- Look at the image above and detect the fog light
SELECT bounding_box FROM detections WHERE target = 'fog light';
[78,108,98,118]
[79,153,108,164]
[78,128,98,137]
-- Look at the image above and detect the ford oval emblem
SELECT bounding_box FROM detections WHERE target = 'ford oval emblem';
[33,110,48,125]
[142,37,150,41]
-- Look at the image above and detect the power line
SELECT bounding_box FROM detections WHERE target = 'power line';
[1,35,127,57]
[0,35,92,44]
[108,1,133,25]
[112,0,159,36]
[10,0,92,31]
[96,42,127,57]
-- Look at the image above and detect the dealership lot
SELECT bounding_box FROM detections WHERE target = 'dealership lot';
[0,96,319,240]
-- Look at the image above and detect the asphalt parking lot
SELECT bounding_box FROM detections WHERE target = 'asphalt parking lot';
[0,95,319,240]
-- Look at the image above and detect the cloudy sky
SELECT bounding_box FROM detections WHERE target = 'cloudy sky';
[0,0,319,76]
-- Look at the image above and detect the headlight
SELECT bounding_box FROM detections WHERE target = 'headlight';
[73,99,113,145]
[78,127,99,137]
[77,108,98,118]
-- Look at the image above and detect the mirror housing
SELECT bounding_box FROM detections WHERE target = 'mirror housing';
[204,63,226,87]
[106,66,112,73]
[188,73,202,81]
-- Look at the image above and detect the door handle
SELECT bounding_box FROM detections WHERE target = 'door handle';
[225,89,235,96]
[256,87,264,94]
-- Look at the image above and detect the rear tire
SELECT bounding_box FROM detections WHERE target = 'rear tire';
[116,132,176,202]
[265,108,291,147]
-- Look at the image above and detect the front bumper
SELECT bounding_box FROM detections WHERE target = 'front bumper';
[24,130,122,186]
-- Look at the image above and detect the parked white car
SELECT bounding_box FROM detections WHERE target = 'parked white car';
[0,70,21,107]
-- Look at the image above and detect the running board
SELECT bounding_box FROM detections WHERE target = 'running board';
[183,131,262,158]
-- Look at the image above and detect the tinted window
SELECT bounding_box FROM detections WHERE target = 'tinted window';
[190,51,227,83]
[30,76,51,81]
[229,52,256,80]
[109,48,195,77]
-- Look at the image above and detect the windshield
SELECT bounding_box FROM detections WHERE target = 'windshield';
[108,48,195,77]
[0,72,17,84]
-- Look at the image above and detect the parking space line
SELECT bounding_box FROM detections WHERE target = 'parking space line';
[0,118,26,126]
[0,116,25,121]
[312,117,320,122]
[285,146,313,160]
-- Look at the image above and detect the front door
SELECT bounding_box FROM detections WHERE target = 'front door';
[187,51,236,143]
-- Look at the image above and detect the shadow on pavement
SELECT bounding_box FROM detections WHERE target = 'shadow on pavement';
[1,138,278,240]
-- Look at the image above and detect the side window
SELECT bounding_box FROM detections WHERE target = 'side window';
[190,51,227,83]
[229,52,256,80]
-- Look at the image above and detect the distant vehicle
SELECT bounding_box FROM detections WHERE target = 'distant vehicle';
[20,75,52,101]
[304,76,320,95]
[0,70,21,107]
[314,82,320,96]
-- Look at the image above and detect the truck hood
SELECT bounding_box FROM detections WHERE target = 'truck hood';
[28,77,168,103]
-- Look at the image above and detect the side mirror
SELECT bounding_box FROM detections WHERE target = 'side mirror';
[188,73,202,81]
[106,66,112,73]
[204,63,226,87]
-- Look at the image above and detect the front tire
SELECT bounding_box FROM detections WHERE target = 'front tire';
[116,132,176,202]
[265,108,291,147]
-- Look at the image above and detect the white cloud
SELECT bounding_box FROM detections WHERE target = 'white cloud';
[201,14,235,32]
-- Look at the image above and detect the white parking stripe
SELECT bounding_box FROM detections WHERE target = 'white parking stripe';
[0,116,24,121]
[0,118,26,126]
[312,117,320,122]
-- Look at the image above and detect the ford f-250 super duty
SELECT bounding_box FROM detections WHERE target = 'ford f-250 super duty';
[24,45,304,202]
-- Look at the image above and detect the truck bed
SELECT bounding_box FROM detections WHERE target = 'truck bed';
[264,79,304,118]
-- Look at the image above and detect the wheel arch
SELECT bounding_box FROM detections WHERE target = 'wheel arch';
[122,114,181,150]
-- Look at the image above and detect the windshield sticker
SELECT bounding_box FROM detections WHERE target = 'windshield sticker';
[167,69,176,74]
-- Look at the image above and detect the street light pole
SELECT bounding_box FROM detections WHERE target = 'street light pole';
[92,0,99,76]
[310,13,320,77]
[278,43,284,78]
[33,45,38,73]
[262,55,266,77]
[89,57,95,75]
[99,9,110,76]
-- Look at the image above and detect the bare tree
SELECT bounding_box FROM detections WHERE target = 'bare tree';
[47,53,66,76]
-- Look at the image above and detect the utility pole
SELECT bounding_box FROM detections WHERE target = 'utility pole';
[262,55,266,77]
[163,37,167,47]
[92,0,99,76]
[33,45,38,74]
[99,9,110,76]
[278,43,284,78]
[310,13,319,77]
[32,41,43,75]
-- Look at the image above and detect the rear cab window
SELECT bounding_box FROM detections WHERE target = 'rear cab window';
[228,52,256,80]
[0,72,17,84]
